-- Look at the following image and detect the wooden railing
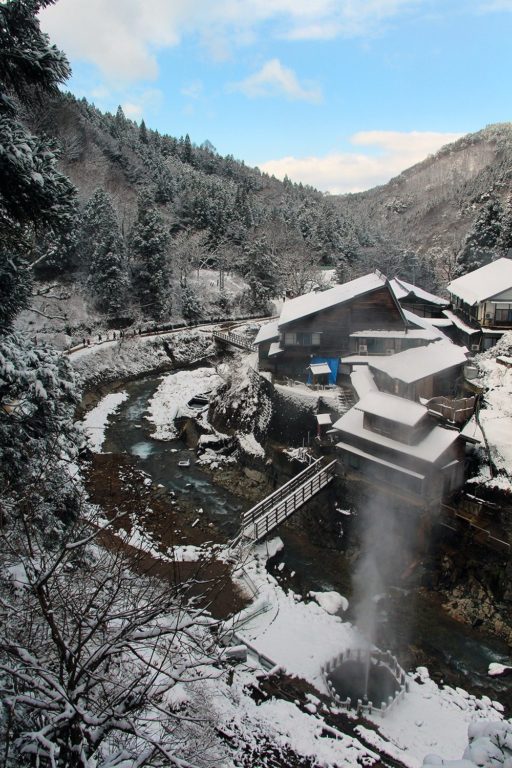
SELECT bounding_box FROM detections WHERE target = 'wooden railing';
[426,395,476,424]
[241,458,337,542]
[212,329,257,353]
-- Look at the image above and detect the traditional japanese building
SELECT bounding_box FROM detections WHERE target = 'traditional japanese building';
[333,390,466,507]
[389,277,449,318]
[446,257,512,351]
[254,271,442,380]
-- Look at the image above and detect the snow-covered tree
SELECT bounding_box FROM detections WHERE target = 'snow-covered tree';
[0,506,226,768]
[241,235,279,312]
[80,190,129,315]
[130,193,171,320]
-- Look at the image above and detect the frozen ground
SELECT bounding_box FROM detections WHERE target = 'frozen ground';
[225,540,508,768]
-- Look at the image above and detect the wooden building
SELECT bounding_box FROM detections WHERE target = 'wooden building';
[255,272,417,379]
[446,257,512,351]
[333,391,466,507]
[367,340,468,401]
[390,277,449,318]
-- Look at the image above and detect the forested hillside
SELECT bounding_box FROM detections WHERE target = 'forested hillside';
[336,123,512,284]
[28,91,370,325]
[28,86,512,328]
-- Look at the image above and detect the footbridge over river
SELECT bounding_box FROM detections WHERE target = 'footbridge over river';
[236,457,337,544]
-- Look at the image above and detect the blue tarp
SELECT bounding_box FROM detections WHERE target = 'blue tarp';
[307,356,339,386]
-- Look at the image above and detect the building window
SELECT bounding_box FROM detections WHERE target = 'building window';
[283,331,322,346]
[495,304,512,322]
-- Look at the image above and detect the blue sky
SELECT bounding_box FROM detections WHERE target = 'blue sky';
[40,0,512,193]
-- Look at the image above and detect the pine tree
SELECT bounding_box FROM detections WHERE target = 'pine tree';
[242,236,279,311]
[182,133,193,164]
[81,190,129,315]
[456,196,503,275]
[139,118,148,144]
[130,193,171,319]
[0,0,80,496]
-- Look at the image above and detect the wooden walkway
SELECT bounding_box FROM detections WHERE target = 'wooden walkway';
[213,329,257,353]
[240,457,337,542]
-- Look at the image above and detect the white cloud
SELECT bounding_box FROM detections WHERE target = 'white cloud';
[122,102,143,120]
[40,0,421,83]
[258,130,464,194]
[230,59,322,103]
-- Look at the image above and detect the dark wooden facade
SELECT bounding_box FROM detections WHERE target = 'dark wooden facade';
[336,418,465,506]
[259,285,406,378]
[371,364,464,401]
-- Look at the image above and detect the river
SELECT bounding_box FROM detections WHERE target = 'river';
[98,370,512,712]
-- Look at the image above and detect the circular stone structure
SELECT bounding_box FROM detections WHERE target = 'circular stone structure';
[322,648,408,716]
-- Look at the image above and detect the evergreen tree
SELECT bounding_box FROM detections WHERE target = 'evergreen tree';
[0,0,80,496]
[457,196,503,275]
[181,283,202,322]
[241,236,279,311]
[130,193,171,319]
[139,118,148,144]
[182,133,193,164]
[82,190,129,315]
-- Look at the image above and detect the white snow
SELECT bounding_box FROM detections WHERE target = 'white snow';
[443,310,481,336]
[372,668,505,768]
[309,590,349,614]
[473,337,512,487]
[447,258,512,305]
[333,407,459,463]
[237,432,265,457]
[488,662,512,676]
[351,366,378,398]
[355,390,427,427]
[391,277,449,307]
[369,341,468,384]
[147,367,223,440]
[82,391,128,452]
[254,320,279,345]
[279,272,386,327]
[229,543,360,690]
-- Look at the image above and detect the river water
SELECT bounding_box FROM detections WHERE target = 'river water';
[100,371,512,711]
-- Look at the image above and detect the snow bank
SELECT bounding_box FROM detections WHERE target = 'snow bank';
[231,546,360,689]
[309,590,349,615]
[423,719,512,767]
[237,432,265,458]
[82,391,128,452]
[71,330,215,390]
[147,367,223,440]
[472,333,512,491]
[375,667,504,768]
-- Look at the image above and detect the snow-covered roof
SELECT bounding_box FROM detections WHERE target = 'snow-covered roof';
[316,413,332,425]
[355,391,428,427]
[442,310,480,335]
[429,317,454,328]
[447,258,512,305]
[268,342,283,356]
[254,320,279,345]
[390,277,449,306]
[350,366,378,398]
[333,407,459,463]
[309,363,331,375]
[278,272,388,327]
[369,340,468,384]
[460,415,484,444]
[402,309,447,339]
